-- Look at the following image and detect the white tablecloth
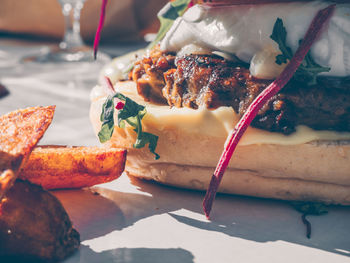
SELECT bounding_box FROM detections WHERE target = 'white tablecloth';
[0,39,349,263]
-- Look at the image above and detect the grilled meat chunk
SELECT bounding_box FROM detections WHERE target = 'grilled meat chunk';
[0,180,80,262]
[132,47,175,104]
[131,48,350,134]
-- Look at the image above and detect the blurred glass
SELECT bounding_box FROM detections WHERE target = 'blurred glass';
[23,0,109,63]
[54,0,90,62]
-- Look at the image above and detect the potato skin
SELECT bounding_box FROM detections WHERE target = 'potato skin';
[19,146,127,189]
[0,106,55,199]
[0,180,80,262]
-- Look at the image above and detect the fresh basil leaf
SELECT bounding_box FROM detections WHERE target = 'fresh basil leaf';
[103,96,115,122]
[98,91,160,159]
[276,54,288,65]
[98,121,114,143]
[113,92,127,101]
[145,132,160,160]
[148,0,191,49]
[291,201,328,239]
[98,96,115,143]
[270,18,286,46]
[118,97,145,124]
[131,108,160,160]
[296,44,331,85]
[124,116,137,127]
[292,201,328,216]
[270,18,330,85]
[100,96,113,122]
[163,0,190,19]
[134,130,160,160]
[118,120,126,129]
[270,18,293,65]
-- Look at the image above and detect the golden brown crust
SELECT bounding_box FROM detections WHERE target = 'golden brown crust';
[19,146,127,189]
[0,106,55,199]
[125,158,350,205]
[120,140,350,205]
[0,106,55,156]
[0,180,80,261]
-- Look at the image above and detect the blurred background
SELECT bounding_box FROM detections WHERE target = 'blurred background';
[0,0,168,146]
[0,0,167,45]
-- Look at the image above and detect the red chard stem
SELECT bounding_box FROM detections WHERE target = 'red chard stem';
[202,4,336,219]
[94,0,108,60]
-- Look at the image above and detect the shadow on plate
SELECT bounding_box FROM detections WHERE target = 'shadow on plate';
[64,245,194,263]
[54,175,350,258]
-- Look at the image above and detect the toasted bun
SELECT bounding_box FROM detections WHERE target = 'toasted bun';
[90,81,350,205]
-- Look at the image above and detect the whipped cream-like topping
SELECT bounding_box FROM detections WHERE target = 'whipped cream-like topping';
[161,1,350,77]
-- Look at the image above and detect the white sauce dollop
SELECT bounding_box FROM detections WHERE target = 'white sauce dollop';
[160,1,350,78]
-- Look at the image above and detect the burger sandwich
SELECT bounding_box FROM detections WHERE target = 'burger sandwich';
[90,0,350,216]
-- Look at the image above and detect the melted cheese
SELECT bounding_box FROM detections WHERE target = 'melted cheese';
[161,2,350,78]
[90,83,350,146]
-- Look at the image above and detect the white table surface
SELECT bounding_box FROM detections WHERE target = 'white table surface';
[0,39,349,263]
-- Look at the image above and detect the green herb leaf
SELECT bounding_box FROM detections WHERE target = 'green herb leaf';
[134,131,160,160]
[98,96,115,143]
[98,92,160,159]
[291,201,328,239]
[118,97,145,124]
[270,18,293,65]
[270,18,330,85]
[148,0,191,49]
[275,54,288,65]
[101,96,115,122]
[98,121,114,143]
[292,201,328,216]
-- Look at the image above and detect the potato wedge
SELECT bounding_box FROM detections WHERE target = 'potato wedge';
[0,106,55,199]
[19,146,127,189]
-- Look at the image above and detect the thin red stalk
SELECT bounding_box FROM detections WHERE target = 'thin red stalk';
[104,76,115,93]
[202,4,335,219]
[93,0,108,60]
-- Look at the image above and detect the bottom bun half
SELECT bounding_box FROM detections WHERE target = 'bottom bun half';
[90,81,350,205]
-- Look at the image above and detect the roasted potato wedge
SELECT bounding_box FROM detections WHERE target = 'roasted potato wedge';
[0,106,55,199]
[20,146,127,189]
[0,180,80,262]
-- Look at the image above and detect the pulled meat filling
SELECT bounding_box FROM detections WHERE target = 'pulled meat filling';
[131,47,350,134]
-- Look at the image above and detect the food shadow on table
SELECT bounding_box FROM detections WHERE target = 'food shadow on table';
[55,186,195,263]
[55,174,350,260]
[65,246,194,263]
